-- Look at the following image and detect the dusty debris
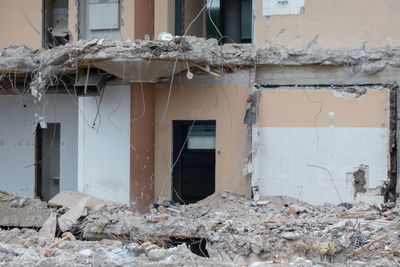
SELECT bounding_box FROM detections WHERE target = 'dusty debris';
[48,232,75,249]
[44,249,55,257]
[314,241,341,255]
[0,190,399,266]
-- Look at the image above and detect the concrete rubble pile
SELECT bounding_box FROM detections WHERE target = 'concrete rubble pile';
[0,190,400,266]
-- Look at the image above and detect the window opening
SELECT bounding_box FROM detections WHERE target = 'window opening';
[206,0,252,43]
[43,0,69,48]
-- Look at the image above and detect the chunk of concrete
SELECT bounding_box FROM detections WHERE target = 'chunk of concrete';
[38,212,57,239]
[58,197,90,232]
[0,196,51,228]
[49,191,118,209]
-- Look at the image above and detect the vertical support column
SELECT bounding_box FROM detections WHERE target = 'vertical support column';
[134,0,155,40]
[130,83,155,213]
[129,0,155,213]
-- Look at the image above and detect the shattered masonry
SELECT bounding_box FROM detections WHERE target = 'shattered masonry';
[1,190,400,266]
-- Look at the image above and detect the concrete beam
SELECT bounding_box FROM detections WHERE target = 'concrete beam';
[93,58,186,83]
[256,65,400,86]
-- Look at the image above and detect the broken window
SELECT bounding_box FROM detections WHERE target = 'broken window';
[43,0,69,48]
[175,0,252,43]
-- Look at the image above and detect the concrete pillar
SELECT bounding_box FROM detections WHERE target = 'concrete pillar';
[130,83,155,213]
[223,0,241,43]
[129,0,155,213]
[134,0,155,40]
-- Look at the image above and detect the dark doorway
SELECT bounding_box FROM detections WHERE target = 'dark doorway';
[172,120,216,204]
[35,123,61,201]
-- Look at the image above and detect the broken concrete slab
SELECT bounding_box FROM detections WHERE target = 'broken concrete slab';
[49,191,119,209]
[58,197,90,232]
[0,192,52,228]
[38,213,57,239]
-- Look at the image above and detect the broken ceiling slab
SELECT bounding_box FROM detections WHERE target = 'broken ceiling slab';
[1,37,400,80]
[0,192,52,228]
[0,46,37,72]
[49,191,120,209]
[93,58,186,82]
[58,197,90,232]
[38,212,57,239]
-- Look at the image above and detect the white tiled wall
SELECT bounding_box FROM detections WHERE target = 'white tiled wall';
[262,0,305,16]
[252,127,389,204]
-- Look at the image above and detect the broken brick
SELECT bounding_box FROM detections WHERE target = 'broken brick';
[44,249,55,257]
[286,207,299,219]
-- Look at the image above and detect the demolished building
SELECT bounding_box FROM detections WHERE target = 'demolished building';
[1,0,400,214]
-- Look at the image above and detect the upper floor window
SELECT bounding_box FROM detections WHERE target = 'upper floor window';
[175,0,252,44]
[88,0,119,31]
[43,0,69,48]
[80,0,122,41]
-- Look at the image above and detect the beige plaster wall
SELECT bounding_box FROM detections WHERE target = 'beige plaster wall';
[255,0,400,49]
[0,0,42,50]
[121,0,135,40]
[257,89,389,128]
[154,80,250,200]
[154,0,175,38]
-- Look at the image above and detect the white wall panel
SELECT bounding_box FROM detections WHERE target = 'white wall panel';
[252,127,389,204]
[0,94,78,198]
[78,84,130,204]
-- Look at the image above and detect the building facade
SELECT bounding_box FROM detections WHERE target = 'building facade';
[1,0,400,212]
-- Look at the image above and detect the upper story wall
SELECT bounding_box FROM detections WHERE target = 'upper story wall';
[3,0,400,51]
[0,0,42,50]
[254,0,400,49]
[0,0,151,50]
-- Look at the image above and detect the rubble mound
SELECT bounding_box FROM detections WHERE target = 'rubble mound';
[0,190,400,266]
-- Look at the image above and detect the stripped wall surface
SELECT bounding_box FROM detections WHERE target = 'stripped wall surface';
[78,83,130,204]
[0,94,78,198]
[252,88,390,204]
[0,0,42,49]
[255,0,400,48]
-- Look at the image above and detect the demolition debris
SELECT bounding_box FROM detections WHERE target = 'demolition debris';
[0,190,399,266]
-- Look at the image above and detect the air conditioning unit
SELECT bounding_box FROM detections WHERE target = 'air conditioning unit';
[74,72,106,97]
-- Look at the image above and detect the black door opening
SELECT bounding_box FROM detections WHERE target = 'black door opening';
[35,123,61,202]
[172,120,216,204]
